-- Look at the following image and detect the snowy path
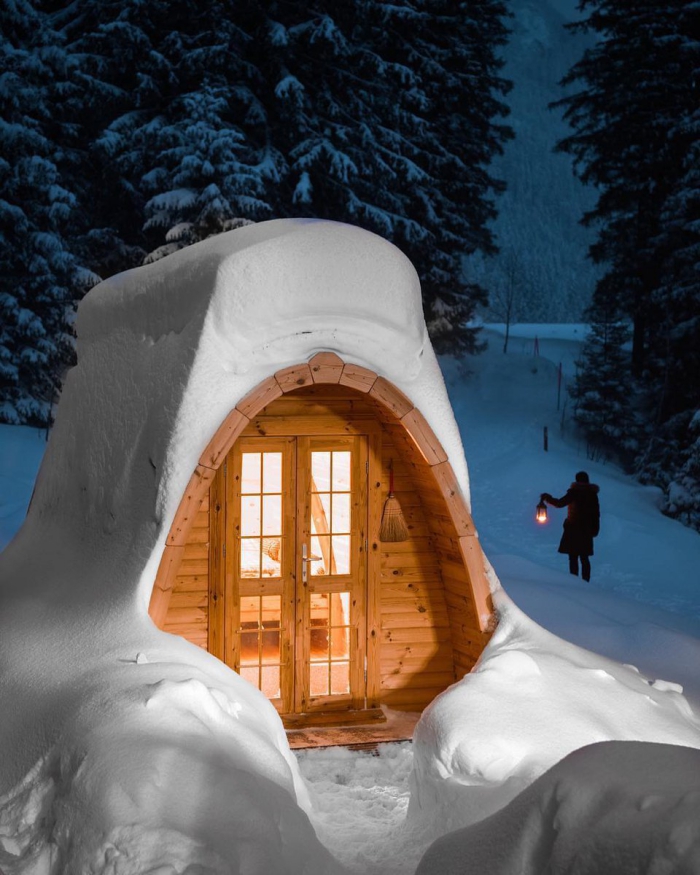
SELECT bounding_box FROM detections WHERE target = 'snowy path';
[295,743,434,875]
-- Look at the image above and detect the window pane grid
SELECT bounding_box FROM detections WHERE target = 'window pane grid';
[240,452,282,578]
[239,595,281,699]
[310,451,352,576]
[309,592,350,696]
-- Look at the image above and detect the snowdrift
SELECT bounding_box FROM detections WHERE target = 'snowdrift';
[416,740,700,875]
[410,594,700,832]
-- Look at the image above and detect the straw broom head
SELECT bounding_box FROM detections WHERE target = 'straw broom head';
[380,461,409,542]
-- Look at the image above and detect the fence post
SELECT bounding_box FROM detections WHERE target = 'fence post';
[557,362,563,411]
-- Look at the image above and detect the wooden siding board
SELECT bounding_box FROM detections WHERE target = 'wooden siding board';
[166,467,215,546]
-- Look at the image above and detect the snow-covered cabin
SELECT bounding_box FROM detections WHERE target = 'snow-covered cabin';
[13,219,496,728]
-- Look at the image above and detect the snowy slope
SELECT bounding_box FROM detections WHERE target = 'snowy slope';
[443,326,700,695]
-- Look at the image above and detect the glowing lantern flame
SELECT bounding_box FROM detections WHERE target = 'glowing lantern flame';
[536,498,548,524]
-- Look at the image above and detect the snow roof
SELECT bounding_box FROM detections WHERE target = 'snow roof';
[2,219,469,617]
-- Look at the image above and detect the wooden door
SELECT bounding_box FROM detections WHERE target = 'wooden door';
[222,434,368,719]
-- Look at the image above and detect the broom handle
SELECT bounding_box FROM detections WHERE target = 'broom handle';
[389,460,394,494]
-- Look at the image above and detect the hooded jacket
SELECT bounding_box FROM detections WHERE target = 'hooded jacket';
[544,481,600,557]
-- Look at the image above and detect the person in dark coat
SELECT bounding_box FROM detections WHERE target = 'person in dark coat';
[541,471,600,581]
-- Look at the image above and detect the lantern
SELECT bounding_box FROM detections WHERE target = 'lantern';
[536,497,548,524]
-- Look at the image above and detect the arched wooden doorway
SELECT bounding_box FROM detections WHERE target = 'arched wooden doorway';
[149,353,494,726]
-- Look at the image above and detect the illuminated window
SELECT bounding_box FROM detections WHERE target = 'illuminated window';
[239,595,282,698]
[310,450,351,576]
[240,452,282,578]
[309,592,350,696]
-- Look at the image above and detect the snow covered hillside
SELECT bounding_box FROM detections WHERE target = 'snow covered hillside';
[1,324,699,875]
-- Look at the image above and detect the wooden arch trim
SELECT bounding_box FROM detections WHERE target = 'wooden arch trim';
[148,352,494,632]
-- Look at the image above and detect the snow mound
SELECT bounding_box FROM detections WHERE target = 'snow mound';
[409,593,700,831]
[0,649,338,875]
[416,740,700,875]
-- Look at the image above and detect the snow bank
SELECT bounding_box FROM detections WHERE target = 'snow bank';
[409,592,700,832]
[416,741,700,875]
[0,650,338,875]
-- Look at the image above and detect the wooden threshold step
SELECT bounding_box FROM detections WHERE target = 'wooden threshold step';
[282,707,386,730]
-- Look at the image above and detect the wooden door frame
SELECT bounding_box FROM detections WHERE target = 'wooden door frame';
[149,353,495,665]
[215,436,296,713]
[294,434,368,716]
[210,431,373,720]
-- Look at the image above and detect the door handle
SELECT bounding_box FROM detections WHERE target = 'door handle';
[301,543,322,582]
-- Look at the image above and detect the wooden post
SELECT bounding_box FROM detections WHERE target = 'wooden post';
[557,362,563,411]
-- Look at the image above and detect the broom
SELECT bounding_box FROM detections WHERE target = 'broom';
[380,460,409,542]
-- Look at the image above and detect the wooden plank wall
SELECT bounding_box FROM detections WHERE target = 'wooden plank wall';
[162,499,209,648]
[377,434,457,710]
[382,420,486,682]
[160,384,485,708]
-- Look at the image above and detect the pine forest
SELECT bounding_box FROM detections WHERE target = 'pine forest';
[1,0,698,530]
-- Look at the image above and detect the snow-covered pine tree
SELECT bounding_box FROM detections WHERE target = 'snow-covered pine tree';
[637,107,700,523]
[48,0,165,277]
[258,0,512,355]
[259,4,405,235]
[569,275,636,462]
[53,0,276,266]
[0,0,92,426]
[553,0,694,377]
[357,0,513,355]
[555,0,699,526]
[129,3,279,261]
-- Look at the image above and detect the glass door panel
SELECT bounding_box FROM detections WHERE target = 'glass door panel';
[297,436,366,714]
[309,592,351,696]
[230,434,366,718]
[229,437,295,714]
[310,449,352,576]
[240,451,283,579]
[239,594,282,699]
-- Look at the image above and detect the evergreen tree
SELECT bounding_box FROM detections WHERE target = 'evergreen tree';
[555,0,700,527]
[361,0,513,354]
[0,0,92,426]
[553,0,694,375]
[53,0,270,267]
[263,0,512,354]
[569,275,636,462]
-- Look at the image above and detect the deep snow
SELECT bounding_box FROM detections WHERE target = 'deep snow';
[2,294,700,875]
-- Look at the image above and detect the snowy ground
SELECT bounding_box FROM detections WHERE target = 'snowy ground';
[2,324,699,874]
